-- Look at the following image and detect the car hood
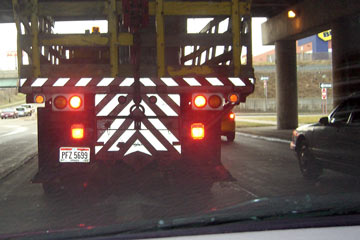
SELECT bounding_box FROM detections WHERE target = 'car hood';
[7,193,360,240]
[296,123,318,132]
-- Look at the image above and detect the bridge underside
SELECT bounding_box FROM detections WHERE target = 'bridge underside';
[262,0,360,129]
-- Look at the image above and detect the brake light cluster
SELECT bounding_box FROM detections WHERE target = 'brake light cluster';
[192,93,223,110]
[52,94,84,111]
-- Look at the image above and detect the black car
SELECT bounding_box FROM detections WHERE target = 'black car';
[291,92,360,180]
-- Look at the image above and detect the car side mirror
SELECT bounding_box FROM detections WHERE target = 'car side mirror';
[319,117,329,125]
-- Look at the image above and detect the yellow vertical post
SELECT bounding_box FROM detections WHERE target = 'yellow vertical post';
[12,0,23,80]
[156,0,165,77]
[108,0,118,77]
[31,0,41,77]
[232,0,241,76]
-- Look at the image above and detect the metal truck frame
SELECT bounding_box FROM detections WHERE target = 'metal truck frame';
[12,0,254,192]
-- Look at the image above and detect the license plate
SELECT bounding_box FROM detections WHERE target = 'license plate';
[59,147,90,163]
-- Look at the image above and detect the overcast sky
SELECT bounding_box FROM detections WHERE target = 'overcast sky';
[0,17,274,70]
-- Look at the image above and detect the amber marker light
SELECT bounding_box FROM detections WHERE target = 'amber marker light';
[288,10,296,18]
[35,95,45,103]
[229,93,239,103]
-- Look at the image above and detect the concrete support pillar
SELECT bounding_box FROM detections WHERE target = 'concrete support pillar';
[332,16,360,107]
[275,40,298,130]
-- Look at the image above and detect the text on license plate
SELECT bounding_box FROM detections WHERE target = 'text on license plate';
[59,147,90,163]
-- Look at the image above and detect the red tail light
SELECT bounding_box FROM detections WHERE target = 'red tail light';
[69,95,82,109]
[208,95,222,108]
[193,95,207,108]
[71,124,84,139]
[54,96,67,109]
[229,112,235,120]
[191,123,205,140]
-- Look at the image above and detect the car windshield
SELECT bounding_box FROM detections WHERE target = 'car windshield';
[1,0,360,239]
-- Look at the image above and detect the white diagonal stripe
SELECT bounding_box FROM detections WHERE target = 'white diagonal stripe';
[205,77,224,86]
[140,101,156,117]
[147,94,177,116]
[124,140,151,156]
[97,78,114,86]
[140,130,167,151]
[97,118,126,144]
[31,78,48,87]
[20,78,27,87]
[160,77,178,86]
[95,146,103,155]
[228,77,246,86]
[53,78,70,86]
[95,94,107,106]
[148,118,180,147]
[140,78,156,86]
[109,129,135,151]
[75,77,92,86]
[168,94,180,106]
[97,94,126,116]
[120,78,134,86]
[183,77,201,86]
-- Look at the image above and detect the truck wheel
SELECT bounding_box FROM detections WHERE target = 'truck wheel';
[297,141,322,181]
[226,132,235,142]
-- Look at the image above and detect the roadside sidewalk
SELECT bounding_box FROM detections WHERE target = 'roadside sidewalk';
[236,126,294,142]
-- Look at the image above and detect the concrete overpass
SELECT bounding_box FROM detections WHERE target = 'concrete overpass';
[262,0,360,129]
[1,0,359,129]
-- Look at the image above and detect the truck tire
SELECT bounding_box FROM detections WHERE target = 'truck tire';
[226,132,235,142]
[297,140,322,181]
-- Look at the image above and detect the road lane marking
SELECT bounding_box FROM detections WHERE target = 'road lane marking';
[236,132,291,144]
[219,182,259,198]
[0,127,27,137]
[235,117,276,125]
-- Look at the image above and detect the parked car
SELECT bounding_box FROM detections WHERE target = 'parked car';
[1,108,19,119]
[221,111,236,142]
[21,104,34,116]
[291,92,360,180]
[15,107,28,117]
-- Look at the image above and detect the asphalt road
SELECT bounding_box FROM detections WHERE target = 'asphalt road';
[1,122,360,237]
[0,116,37,179]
